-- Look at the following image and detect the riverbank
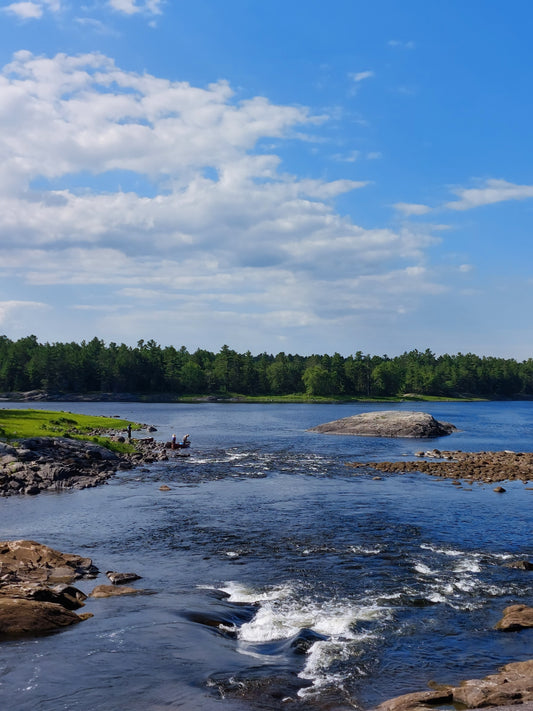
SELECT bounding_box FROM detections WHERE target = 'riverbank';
[0,435,179,496]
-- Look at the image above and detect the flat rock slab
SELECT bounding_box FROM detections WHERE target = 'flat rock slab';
[90,585,141,598]
[309,411,456,439]
[373,659,533,711]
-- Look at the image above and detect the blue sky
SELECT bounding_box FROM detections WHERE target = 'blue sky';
[0,1,532,358]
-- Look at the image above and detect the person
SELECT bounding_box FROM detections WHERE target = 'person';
[171,434,177,449]
[127,424,132,441]
[182,433,190,445]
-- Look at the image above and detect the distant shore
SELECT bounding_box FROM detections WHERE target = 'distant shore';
[1,389,520,404]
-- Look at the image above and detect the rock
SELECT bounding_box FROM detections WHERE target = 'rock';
[452,660,533,707]
[494,486,506,493]
[90,585,141,598]
[159,484,171,491]
[505,560,533,571]
[495,604,533,631]
[0,540,98,583]
[346,450,533,484]
[106,571,142,585]
[0,598,85,638]
[373,659,533,711]
[309,411,456,439]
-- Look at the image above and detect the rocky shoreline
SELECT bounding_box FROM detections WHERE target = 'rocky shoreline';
[0,540,144,639]
[0,433,180,497]
[346,449,533,485]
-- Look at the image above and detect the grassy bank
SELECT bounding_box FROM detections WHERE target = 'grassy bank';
[0,409,138,454]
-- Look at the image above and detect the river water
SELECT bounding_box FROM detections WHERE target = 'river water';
[0,401,531,711]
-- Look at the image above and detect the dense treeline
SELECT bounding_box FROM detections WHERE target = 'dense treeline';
[0,335,532,399]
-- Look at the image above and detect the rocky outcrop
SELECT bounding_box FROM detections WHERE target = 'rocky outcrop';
[0,540,97,639]
[495,605,533,631]
[346,450,533,484]
[309,411,456,438]
[0,437,123,496]
[373,659,533,711]
[0,435,176,497]
[0,540,144,638]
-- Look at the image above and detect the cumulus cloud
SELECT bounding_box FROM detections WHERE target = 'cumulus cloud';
[445,179,533,210]
[3,2,44,18]
[3,0,61,19]
[0,50,445,350]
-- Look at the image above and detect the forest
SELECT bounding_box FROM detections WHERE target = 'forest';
[0,335,532,399]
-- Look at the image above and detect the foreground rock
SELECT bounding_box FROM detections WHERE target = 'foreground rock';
[0,435,175,497]
[0,540,97,638]
[495,605,533,631]
[309,411,456,438]
[373,659,533,711]
[347,450,533,484]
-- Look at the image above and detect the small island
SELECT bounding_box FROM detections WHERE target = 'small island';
[309,410,456,438]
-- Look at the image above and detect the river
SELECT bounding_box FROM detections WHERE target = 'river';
[0,401,531,710]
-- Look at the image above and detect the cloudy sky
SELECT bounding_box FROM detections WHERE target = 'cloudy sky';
[0,1,532,358]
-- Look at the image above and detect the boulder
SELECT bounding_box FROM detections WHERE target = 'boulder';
[309,411,456,439]
[0,540,97,583]
[0,598,86,638]
[495,604,533,631]
[105,571,141,585]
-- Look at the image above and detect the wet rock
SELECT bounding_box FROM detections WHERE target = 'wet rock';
[495,604,533,631]
[373,659,533,711]
[106,571,141,585]
[505,560,533,571]
[90,585,141,598]
[494,486,506,493]
[309,411,456,439]
[0,598,86,638]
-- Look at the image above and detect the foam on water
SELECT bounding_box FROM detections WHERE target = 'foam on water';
[214,581,387,697]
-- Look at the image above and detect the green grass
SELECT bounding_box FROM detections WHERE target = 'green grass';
[0,409,139,453]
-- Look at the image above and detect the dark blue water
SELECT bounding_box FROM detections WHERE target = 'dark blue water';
[0,401,531,710]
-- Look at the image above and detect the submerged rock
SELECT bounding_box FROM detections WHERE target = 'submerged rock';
[309,411,456,439]
[90,585,141,598]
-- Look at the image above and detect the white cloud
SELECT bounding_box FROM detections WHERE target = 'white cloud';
[0,300,49,325]
[3,0,61,18]
[0,50,446,350]
[350,70,375,83]
[445,179,533,211]
[108,0,162,14]
[3,2,43,18]
[393,202,432,216]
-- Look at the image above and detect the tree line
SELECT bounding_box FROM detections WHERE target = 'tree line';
[0,335,532,399]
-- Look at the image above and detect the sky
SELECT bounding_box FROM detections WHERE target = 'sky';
[0,0,532,359]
